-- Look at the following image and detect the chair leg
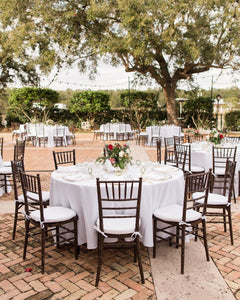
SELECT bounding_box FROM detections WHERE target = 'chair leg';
[134,243,137,263]
[202,219,210,261]
[23,220,29,259]
[95,234,104,287]
[41,228,45,274]
[223,208,227,232]
[74,220,78,260]
[227,207,234,245]
[56,226,60,248]
[153,218,157,258]
[232,184,236,203]
[180,225,185,274]
[13,202,20,240]
[136,237,145,284]
[176,225,179,248]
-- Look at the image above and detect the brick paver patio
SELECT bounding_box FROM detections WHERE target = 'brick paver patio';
[0,132,239,299]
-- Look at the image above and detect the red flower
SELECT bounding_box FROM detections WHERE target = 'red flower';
[219,134,224,139]
[124,144,127,147]
[108,144,113,150]
[25,268,32,272]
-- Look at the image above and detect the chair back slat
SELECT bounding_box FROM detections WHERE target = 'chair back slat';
[0,137,3,158]
[156,139,161,163]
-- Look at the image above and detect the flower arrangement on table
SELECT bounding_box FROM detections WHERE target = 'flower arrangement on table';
[208,129,224,145]
[96,143,132,169]
[185,127,201,136]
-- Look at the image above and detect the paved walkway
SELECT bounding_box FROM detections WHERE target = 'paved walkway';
[0,132,239,299]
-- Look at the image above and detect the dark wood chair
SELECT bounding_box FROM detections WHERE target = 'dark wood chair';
[53,149,76,170]
[175,144,205,174]
[20,172,78,273]
[212,145,237,203]
[153,170,211,274]
[95,177,144,287]
[187,134,204,143]
[164,137,176,165]
[194,160,236,245]
[224,136,240,144]
[3,139,26,168]
[173,135,184,145]
[175,149,187,172]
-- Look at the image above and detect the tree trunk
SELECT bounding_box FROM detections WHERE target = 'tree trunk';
[162,85,179,125]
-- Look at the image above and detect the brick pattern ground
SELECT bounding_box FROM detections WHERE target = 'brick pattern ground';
[0,132,240,299]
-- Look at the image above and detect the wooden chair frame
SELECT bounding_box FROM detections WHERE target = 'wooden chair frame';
[20,172,78,273]
[205,160,236,245]
[95,177,144,286]
[153,171,211,274]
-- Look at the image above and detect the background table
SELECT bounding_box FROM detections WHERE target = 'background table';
[99,123,132,140]
[20,124,71,147]
[50,162,184,249]
[146,125,183,146]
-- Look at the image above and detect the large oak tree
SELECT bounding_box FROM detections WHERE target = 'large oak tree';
[1,0,239,124]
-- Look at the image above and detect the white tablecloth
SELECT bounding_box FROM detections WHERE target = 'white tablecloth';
[50,162,184,249]
[20,124,71,147]
[190,142,240,194]
[146,125,183,146]
[99,123,132,140]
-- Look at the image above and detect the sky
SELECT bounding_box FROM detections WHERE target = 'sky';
[38,62,240,92]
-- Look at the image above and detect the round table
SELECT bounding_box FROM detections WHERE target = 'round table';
[50,162,184,249]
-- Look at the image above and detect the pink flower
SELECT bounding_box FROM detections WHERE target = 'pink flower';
[108,144,113,150]
[110,158,115,165]
[124,144,127,147]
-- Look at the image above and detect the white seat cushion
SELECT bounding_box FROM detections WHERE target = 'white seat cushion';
[214,168,225,176]
[96,215,140,235]
[3,161,11,167]
[30,206,76,223]
[16,191,50,203]
[0,166,12,174]
[193,192,228,206]
[153,204,202,223]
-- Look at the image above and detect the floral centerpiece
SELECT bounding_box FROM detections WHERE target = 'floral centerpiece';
[96,143,132,169]
[208,129,224,145]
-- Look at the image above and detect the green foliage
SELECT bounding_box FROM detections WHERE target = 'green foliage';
[225,111,240,131]
[7,87,59,123]
[1,0,239,124]
[183,97,213,129]
[69,91,111,125]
